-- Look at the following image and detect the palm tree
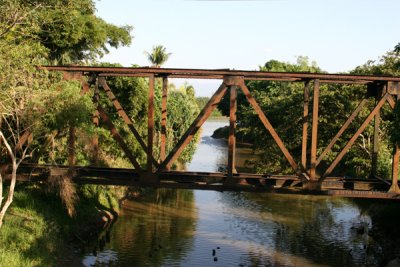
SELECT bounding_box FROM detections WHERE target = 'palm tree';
[144,45,171,67]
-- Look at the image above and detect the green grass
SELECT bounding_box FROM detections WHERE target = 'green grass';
[0,183,125,266]
[0,185,73,266]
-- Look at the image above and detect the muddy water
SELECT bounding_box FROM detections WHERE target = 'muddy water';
[82,119,383,267]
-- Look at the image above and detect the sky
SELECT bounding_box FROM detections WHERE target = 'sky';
[95,0,400,96]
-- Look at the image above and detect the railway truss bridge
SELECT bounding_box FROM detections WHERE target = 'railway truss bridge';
[7,66,400,200]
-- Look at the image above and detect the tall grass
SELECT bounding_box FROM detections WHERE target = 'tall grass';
[0,185,73,266]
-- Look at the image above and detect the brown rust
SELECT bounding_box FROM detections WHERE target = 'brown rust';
[389,93,400,193]
[372,98,381,177]
[310,80,319,180]
[92,80,100,165]
[39,66,400,83]
[301,81,310,170]
[226,85,237,183]
[160,77,168,161]
[147,75,155,172]
[12,163,398,199]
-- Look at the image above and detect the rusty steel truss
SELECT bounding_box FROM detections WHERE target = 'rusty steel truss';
[12,66,400,199]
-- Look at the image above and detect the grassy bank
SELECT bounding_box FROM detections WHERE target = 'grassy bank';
[0,183,126,266]
[0,185,74,266]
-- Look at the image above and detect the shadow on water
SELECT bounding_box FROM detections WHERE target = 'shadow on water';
[81,119,400,266]
[82,189,197,267]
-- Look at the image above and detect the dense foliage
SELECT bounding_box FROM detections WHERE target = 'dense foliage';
[196,96,223,117]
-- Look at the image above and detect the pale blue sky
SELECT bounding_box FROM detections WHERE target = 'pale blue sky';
[96,0,400,96]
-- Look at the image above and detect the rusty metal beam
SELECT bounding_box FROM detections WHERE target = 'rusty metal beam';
[388,95,396,109]
[389,94,400,193]
[301,81,310,170]
[92,80,100,165]
[389,145,399,193]
[97,78,159,167]
[227,85,237,178]
[13,163,398,199]
[371,99,381,177]
[239,80,302,177]
[316,99,367,167]
[97,105,143,173]
[96,74,372,84]
[147,75,155,172]
[158,82,228,171]
[310,80,319,180]
[39,66,400,83]
[321,94,389,180]
[160,77,168,161]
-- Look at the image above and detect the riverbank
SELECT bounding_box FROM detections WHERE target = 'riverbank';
[0,185,76,266]
[0,183,130,266]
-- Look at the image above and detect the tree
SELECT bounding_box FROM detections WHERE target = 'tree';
[394,43,400,54]
[145,45,172,67]
[0,0,132,226]
[0,92,33,227]
[2,0,132,64]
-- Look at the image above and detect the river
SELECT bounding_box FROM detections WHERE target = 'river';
[81,119,397,267]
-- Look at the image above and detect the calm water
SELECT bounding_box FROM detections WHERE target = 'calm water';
[82,119,381,267]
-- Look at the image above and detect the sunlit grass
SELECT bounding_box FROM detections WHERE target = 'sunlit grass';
[0,186,70,267]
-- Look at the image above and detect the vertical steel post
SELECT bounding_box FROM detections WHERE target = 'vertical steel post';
[390,92,400,193]
[371,99,380,177]
[310,80,320,180]
[391,145,399,192]
[147,75,155,172]
[301,81,310,170]
[227,85,237,178]
[160,77,168,161]
[92,79,100,165]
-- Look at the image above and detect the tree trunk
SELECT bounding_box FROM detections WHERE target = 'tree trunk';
[0,160,16,228]
[0,172,3,210]
[0,132,18,229]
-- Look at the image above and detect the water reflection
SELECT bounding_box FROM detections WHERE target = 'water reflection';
[83,189,197,267]
[82,119,386,266]
[186,119,228,172]
[178,189,373,267]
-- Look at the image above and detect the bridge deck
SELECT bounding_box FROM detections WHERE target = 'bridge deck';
[39,65,400,83]
[10,164,399,200]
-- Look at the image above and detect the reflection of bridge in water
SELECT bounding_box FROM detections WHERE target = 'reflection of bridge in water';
[9,66,400,199]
